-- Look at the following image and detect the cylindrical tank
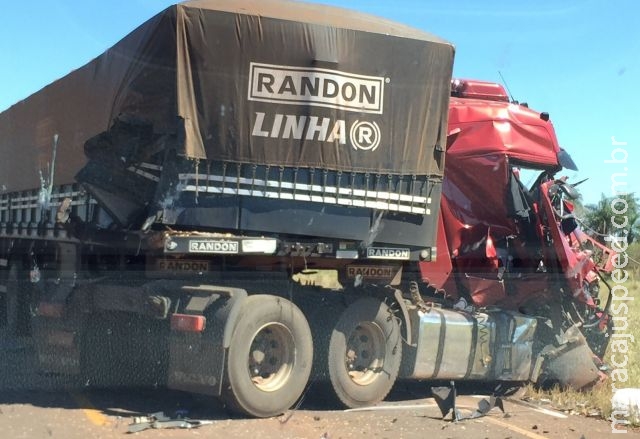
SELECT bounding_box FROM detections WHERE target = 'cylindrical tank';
[409,307,537,381]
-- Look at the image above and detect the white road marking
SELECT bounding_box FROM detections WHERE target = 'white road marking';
[470,394,568,419]
[344,403,438,412]
[506,398,569,419]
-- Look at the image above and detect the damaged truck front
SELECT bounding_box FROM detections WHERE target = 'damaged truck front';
[0,0,615,418]
[411,79,616,392]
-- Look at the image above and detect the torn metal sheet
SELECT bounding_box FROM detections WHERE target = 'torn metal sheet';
[431,382,505,422]
[535,325,601,389]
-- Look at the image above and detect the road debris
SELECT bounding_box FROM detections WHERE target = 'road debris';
[127,411,214,433]
[431,382,505,422]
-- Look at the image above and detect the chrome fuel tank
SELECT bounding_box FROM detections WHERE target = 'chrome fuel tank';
[409,307,537,381]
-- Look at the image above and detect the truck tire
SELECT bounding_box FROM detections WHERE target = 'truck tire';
[222,295,313,418]
[328,297,402,408]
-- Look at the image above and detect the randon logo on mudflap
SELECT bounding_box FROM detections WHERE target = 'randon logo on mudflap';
[156,259,210,272]
[346,265,397,279]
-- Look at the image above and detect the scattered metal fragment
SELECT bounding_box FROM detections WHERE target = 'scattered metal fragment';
[126,411,213,433]
[431,382,505,422]
[431,383,457,421]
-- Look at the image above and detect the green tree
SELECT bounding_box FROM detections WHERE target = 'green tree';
[585,193,638,244]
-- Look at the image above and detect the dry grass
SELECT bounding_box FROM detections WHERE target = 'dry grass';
[522,382,612,418]
[522,276,640,427]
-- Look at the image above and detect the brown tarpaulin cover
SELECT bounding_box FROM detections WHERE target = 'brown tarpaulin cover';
[0,0,454,192]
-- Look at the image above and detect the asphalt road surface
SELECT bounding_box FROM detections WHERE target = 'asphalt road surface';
[1,333,637,439]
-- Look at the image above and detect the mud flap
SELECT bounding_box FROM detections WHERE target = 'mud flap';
[167,286,247,396]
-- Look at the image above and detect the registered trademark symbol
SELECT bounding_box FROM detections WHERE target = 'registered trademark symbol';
[350,120,381,152]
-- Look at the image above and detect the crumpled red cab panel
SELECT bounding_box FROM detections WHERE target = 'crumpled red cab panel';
[448,94,561,169]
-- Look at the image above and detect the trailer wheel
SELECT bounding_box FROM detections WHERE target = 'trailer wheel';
[328,297,402,408]
[222,295,313,418]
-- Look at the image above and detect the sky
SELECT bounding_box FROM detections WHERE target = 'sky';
[1,0,638,205]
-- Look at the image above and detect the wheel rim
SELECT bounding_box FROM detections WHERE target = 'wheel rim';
[344,322,386,385]
[248,323,295,392]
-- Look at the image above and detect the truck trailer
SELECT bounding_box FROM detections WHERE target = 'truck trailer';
[0,0,616,417]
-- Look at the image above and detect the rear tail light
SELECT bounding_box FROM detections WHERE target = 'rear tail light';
[171,313,206,332]
[37,302,65,318]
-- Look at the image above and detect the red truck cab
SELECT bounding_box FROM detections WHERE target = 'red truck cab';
[420,79,614,360]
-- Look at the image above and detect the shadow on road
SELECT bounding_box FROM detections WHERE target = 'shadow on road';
[0,330,521,423]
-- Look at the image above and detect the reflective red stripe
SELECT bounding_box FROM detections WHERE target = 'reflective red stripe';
[170,313,206,332]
